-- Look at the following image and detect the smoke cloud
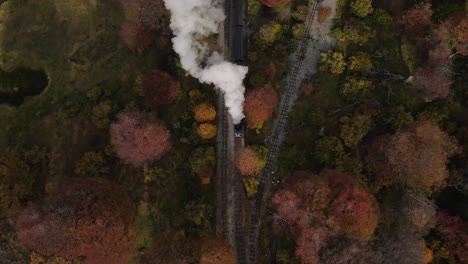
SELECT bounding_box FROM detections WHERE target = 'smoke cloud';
[163,0,248,124]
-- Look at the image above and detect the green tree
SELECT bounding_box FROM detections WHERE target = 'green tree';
[189,147,216,175]
[340,77,373,101]
[350,0,374,17]
[371,9,393,27]
[91,100,113,128]
[348,52,372,73]
[321,51,347,75]
[143,164,171,187]
[339,113,374,147]
[74,151,110,177]
[333,19,375,47]
[243,176,260,197]
[248,0,262,16]
[292,4,308,21]
[0,153,33,219]
[183,199,213,233]
[385,106,415,129]
[314,136,346,167]
[292,24,305,40]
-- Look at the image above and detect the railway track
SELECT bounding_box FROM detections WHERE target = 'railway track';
[217,0,248,263]
[246,1,322,262]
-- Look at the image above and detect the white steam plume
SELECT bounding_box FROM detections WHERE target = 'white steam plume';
[163,0,248,124]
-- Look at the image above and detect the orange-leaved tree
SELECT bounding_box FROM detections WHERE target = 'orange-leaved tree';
[16,178,136,264]
[235,147,262,176]
[142,70,178,107]
[197,123,217,140]
[194,102,216,122]
[110,111,172,166]
[244,85,279,129]
[198,237,235,264]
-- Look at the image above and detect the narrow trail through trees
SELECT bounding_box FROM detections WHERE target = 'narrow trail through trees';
[246,1,329,262]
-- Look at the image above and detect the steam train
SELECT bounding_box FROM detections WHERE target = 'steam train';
[229,0,246,135]
[230,0,245,65]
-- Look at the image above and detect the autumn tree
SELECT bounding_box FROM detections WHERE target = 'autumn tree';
[0,153,33,219]
[244,85,279,128]
[142,70,178,107]
[350,0,373,18]
[272,170,379,263]
[139,232,193,264]
[332,19,375,47]
[197,237,235,264]
[435,212,468,262]
[260,0,290,8]
[372,189,436,264]
[435,15,468,56]
[197,123,217,140]
[194,102,216,122]
[110,111,172,166]
[321,51,347,75]
[317,6,332,23]
[398,6,432,39]
[348,52,372,73]
[413,45,453,99]
[340,76,373,101]
[339,113,374,147]
[137,0,170,33]
[255,22,282,49]
[235,147,263,176]
[366,120,461,191]
[16,178,136,264]
[264,62,277,79]
[120,22,154,51]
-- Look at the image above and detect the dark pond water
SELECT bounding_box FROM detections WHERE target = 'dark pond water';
[0,68,48,106]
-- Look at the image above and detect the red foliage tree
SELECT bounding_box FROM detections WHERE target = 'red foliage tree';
[15,178,136,264]
[142,70,178,106]
[137,0,170,33]
[366,121,461,191]
[139,232,193,264]
[435,15,468,56]
[260,0,290,8]
[120,22,155,51]
[244,85,279,128]
[414,45,453,99]
[272,170,379,263]
[264,62,277,79]
[435,212,468,262]
[398,6,432,39]
[317,6,332,23]
[235,147,262,176]
[110,111,172,166]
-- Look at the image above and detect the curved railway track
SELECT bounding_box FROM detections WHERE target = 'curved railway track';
[247,1,322,262]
